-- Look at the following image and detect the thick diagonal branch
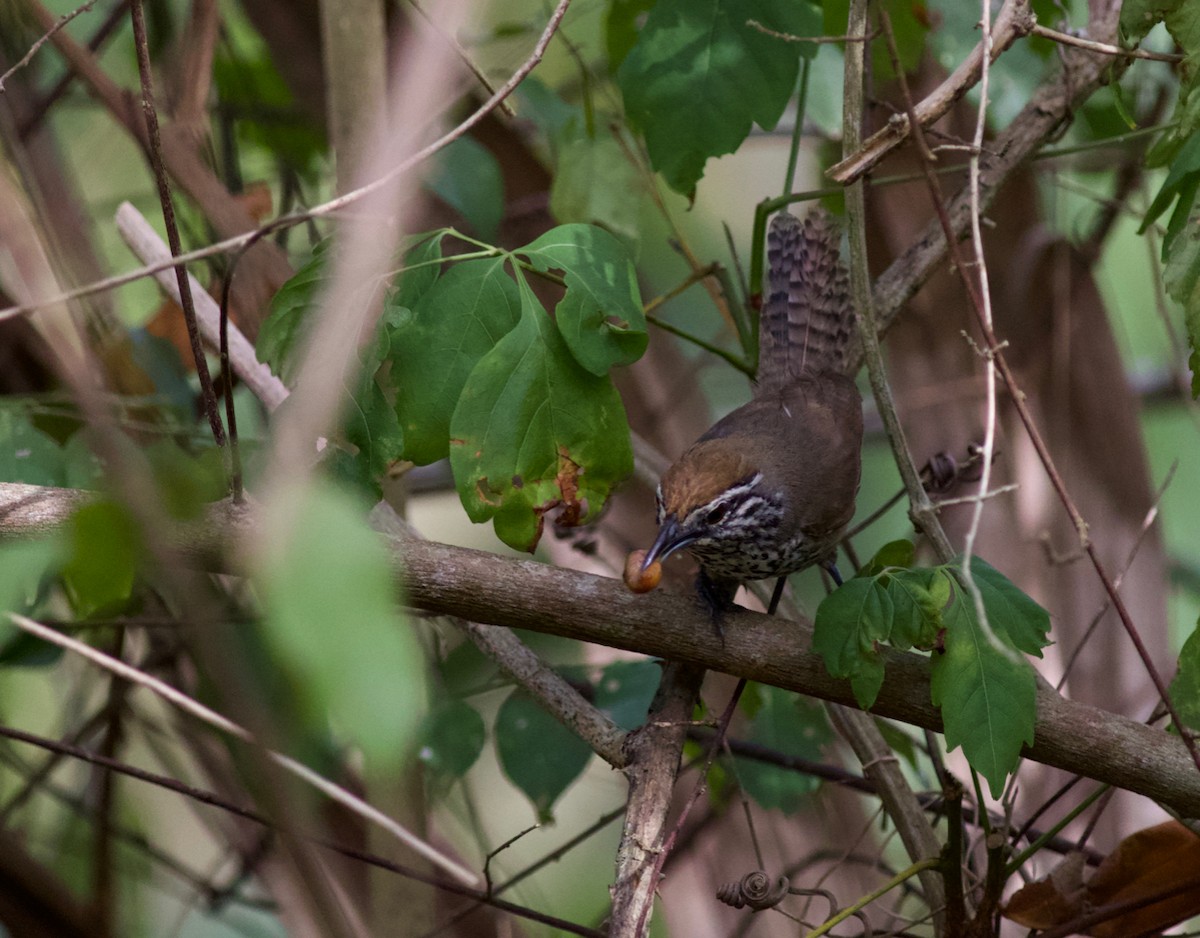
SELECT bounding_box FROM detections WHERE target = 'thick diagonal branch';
[1,482,1197,817]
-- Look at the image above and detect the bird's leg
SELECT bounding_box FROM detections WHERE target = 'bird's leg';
[696,569,738,642]
[767,577,787,615]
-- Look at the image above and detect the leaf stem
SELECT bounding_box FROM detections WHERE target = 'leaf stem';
[644,314,754,377]
[1006,783,1109,874]
[805,858,941,937]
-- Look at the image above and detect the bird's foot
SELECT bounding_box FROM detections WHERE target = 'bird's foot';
[696,570,739,643]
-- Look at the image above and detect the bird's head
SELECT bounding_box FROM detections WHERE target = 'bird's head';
[639,440,783,574]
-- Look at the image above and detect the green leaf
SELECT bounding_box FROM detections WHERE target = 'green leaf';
[1120,2,1200,145]
[874,718,919,770]
[736,688,832,813]
[418,698,486,781]
[606,0,655,71]
[256,482,427,770]
[391,257,522,465]
[61,501,142,619]
[425,137,505,241]
[258,239,331,386]
[1163,208,1200,396]
[145,442,228,519]
[812,575,894,709]
[439,640,501,697]
[931,582,1037,798]
[594,660,661,730]
[1141,132,1200,240]
[495,688,593,821]
[549,131,642,250]
[957,558,1051,657]
[886,569,946,651]
[213,19,325,173]
[340,306,406,490]
[0,408,66,486]
[857,538,915,577]
[0,538,64,615]
[449,274,634,552]
[393,232,448,310]
[0,538,66,667]
[519,224,647,375]
[617,0,821,196]
[1169,621,1200,731]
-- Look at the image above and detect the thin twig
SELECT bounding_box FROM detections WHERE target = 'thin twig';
[885,0,1200,774]
[0,0,97,92]
[0,722,603,938]
[5,612,478,886]
[745,21,874,44]
[1030,22,1184,62]
[0,0,571,323]
[406,0,515,117]
[128,0,227,455]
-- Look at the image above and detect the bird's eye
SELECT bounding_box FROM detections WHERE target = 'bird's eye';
[705,504,728,525]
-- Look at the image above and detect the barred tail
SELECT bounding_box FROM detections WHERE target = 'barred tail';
[758,210,854,391]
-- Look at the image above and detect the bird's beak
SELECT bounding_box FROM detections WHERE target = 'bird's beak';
[642,515,697,570]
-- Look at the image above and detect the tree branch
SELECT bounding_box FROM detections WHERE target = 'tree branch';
[2,481,1198,817]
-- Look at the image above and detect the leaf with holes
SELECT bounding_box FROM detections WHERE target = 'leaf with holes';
[519,224,646,375]
[449,273,633,552]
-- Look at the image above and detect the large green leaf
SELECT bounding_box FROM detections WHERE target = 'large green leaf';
[417,698,486,783]
[449,274,634,552]
[931,582,1037,798]
[549,131,642,250]
[257,240,331,386]
[886,569,946,651]
[1120,1,1200,142]
[425,137,505,242]
[495,687,593,821]
[735,687,831,813]
[61,500,142,620]
[391,257,522,465]
[519,224,647,375]
[0,408,66,486]
[812,575,893,708]
[617,0,821,196]
[593,660,661,730]
[959,558,1050,657]
[256,482,426,770]
[0,537,66,667]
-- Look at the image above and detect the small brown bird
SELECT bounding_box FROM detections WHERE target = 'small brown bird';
[639,210,863,619]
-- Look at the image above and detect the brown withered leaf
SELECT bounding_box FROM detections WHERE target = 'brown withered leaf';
[1004,851,1087,929]
[1086,819,1200,938]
